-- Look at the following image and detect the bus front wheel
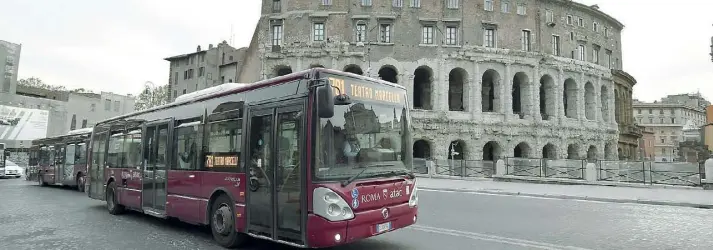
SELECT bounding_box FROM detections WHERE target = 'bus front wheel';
[210,194,248,248]
[106,182,125,215]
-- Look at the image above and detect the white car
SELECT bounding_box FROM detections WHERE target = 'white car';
[0,160,23,178]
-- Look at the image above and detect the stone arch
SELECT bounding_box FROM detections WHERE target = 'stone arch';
[586,145,598,161]
[604,142,616,160]
[447,140,466,160]
[601,85,610,122]
[274,65,293,77]
[448,68,468,111]
[563,78,578,118]
[566,144,580,159]
[539,74,556,120]
[482,141,502,161]
[542,143,557,159]
[512,72,530,116]
[310,64,324,68]
[614,89,621,123]
[513,142,531,158]
[378,65,398,84]
[584,82,596,120]
[413,66,433,110]
[482,69,501,112]
[343,64,364,75]
[413,139,431,159]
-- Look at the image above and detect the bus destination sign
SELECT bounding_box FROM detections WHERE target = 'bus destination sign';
[206,154,239,168]
[327,75,405,105]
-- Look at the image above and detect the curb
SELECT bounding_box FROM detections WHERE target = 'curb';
[419,187,713,209]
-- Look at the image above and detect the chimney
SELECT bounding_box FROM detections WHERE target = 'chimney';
[208,44,214,49]
[197,45,202,52]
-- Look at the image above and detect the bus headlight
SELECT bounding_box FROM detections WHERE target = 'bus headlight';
[313,187,354,221]
[408,186,418,207]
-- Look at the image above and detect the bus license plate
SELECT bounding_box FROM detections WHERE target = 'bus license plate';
[376,222,391,233]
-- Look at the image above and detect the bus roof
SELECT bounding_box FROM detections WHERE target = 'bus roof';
[97,68,405,125]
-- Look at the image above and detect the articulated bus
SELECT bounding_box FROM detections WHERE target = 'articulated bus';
[31,127,93,191]
[86,68,418,248]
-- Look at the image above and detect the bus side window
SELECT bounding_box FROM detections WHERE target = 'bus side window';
[174,119,202,170]
[205,118,242,171]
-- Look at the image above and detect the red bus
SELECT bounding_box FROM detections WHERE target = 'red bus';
[31,127,92,192]
[86,68,418,248]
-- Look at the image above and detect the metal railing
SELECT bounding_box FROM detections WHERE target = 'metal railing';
[597,161,702,187]
[506,157,586,180]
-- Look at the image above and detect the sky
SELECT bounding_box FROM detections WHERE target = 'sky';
[1,0,712,102]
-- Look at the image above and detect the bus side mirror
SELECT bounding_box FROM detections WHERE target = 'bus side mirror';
[317,85,334,118]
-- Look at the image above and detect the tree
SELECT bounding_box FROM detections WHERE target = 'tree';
[17,77,67,91]
[135,81,169,111]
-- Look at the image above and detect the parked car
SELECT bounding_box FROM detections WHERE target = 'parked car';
[1,160,23,178]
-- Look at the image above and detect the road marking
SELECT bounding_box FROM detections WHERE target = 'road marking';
[420,188,610,204]
[410,224,593,250]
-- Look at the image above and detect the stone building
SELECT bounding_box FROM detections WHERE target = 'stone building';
[611,69,641,160]
[164,41,247,102]
[238,0,630,161]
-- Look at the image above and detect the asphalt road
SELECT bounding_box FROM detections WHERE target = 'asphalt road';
[1,178,712,250]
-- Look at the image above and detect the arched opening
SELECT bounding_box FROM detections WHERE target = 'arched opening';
[482,141,502,161]
[614,90,621,123]
[447,140,465,160]
[586,145,598,161]
[542,143,557,159]
[563,78,578,118]
[413,140,431,159]
[310,64,324,68]
[413,66,433,110]
[482,69,501,112]
[567,144,580,159]
[617,147,624,160]
[343,64,364,75]
[601,85,609,122]
[512,72,530,116]
[274,65,293,77]
[378,65,398,84]
[604,142,615,160]
[539,74,556,120]
[584,82,596,120]
[448,68,467,111]
[513,142,531,158]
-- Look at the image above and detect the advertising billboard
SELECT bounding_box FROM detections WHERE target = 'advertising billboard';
[0,104,49,141]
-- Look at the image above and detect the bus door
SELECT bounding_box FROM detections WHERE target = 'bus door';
[88,133,108,200]
[63,143,77,185]
[53,145,64,184]
[246,104,305,244]
[141,121,170,213]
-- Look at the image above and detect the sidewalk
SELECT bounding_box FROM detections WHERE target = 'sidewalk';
[416,178,713,209]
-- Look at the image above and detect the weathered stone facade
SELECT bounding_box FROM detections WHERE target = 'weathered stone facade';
[612,69,641,160]
[239,0,627,160]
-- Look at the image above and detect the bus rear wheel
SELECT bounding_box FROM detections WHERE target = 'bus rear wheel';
[106,182,125,215]
[210,194,247,248]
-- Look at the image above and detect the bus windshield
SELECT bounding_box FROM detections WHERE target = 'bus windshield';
[315,75,411,182]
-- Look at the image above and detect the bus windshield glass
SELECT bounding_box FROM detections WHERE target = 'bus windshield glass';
[315,74,411,181]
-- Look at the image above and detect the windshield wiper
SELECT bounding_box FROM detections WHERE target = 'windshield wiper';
[340,163,393,187]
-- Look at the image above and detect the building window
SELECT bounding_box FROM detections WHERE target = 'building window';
[90,103,96,112]
[606,50,612,68]
[361,0,372,6]
[313,23,325,41]
[182,89,186,94]
[422,26,434,44]
[410,0,420,7]
[567,15,573,25]
[516,4,526,15]
[321,0,332,5]
[174,72,178,84]
[671,118,675,123]
[570,32,574,40]
[521,30,531,51]
[552,35,560,56]
[592,46,600,64]
[593,22,598,32]
[114,100,120,112]
[501,1,509,13]
[188,69,194,79]
[484,28,496,48]
[199,67,205,77]
[446,0,458,9]
[272,24,283,46]
[578,17,583,27]
[604,27,609,38]
[379,23,391,43]
[578,45,586,61]
[104,99,111,111]
[272,0,281,12]
[484,0,493,11]
[393,0,403,7]
[445,26,458,45]
[355,23,367,42]
[546,10,554,23]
